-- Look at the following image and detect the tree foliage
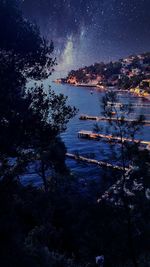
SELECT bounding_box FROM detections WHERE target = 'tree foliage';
[0,2,149,267]
[96,91,150,267]
[0,0,77,187]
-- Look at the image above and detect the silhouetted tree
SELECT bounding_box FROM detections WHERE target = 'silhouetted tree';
[96,91,150,267]
[0,0,77,188]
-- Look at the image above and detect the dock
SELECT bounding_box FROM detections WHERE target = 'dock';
[66,153,129,171]
[78,130,150,146]
[79,115,100,121]
[107,102,150,108]
[79,114,150,125]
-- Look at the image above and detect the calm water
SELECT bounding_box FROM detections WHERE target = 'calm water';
[21,82,150,185]
[51,83,150,180]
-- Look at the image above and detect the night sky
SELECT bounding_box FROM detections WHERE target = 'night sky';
[21,0,150,77]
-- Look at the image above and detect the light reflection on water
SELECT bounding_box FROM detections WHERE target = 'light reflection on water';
[23,80,150,184]
[50,82,150,180]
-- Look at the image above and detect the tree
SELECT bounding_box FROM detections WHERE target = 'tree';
[96,91,150,267]
[26,84,76,190]
[118,75,131,89]
[0,0,55,80]
[0,0,77,189]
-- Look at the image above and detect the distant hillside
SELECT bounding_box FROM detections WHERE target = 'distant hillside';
[55,52,150,93]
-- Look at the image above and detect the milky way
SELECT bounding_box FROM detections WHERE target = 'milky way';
[21,0,150,76]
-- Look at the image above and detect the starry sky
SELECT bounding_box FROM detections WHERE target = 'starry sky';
[21,0,150,77]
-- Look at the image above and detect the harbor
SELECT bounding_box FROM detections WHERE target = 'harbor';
[79,114,150,125]
[66,153,129,171]
[51,83,150,179]
[78,130,150,146]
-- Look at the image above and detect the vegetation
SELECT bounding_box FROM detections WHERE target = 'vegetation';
[0,0,76,188]
[95,91,150,267]
[0,1,149,267]
[64,53,150,91]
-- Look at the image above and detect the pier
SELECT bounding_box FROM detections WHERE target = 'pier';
[107,102,150,108]
[79,115,100,121]
[66,153,129,171]
[78,130,150,146]
[79,114,150,125]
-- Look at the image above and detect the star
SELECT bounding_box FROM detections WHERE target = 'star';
[21,0,150,73]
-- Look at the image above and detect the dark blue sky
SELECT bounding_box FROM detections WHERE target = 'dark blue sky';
[22,0,150,76]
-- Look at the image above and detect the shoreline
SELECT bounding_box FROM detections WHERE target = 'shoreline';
[53,81,150,100]
[53,80,110,90]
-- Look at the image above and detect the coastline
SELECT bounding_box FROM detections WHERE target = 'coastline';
[53,80,150,100]
[53,80,106,89]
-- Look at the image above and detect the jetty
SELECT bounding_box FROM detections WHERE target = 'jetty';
[66,153,129,171]
[107,102,150,108]
[128,103,150,108]
[79,114,150,125]
[78,130,150,146]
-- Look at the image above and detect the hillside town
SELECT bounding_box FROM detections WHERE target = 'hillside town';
[55,52,150,100]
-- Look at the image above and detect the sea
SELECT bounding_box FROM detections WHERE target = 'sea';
[21,81,150,187]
